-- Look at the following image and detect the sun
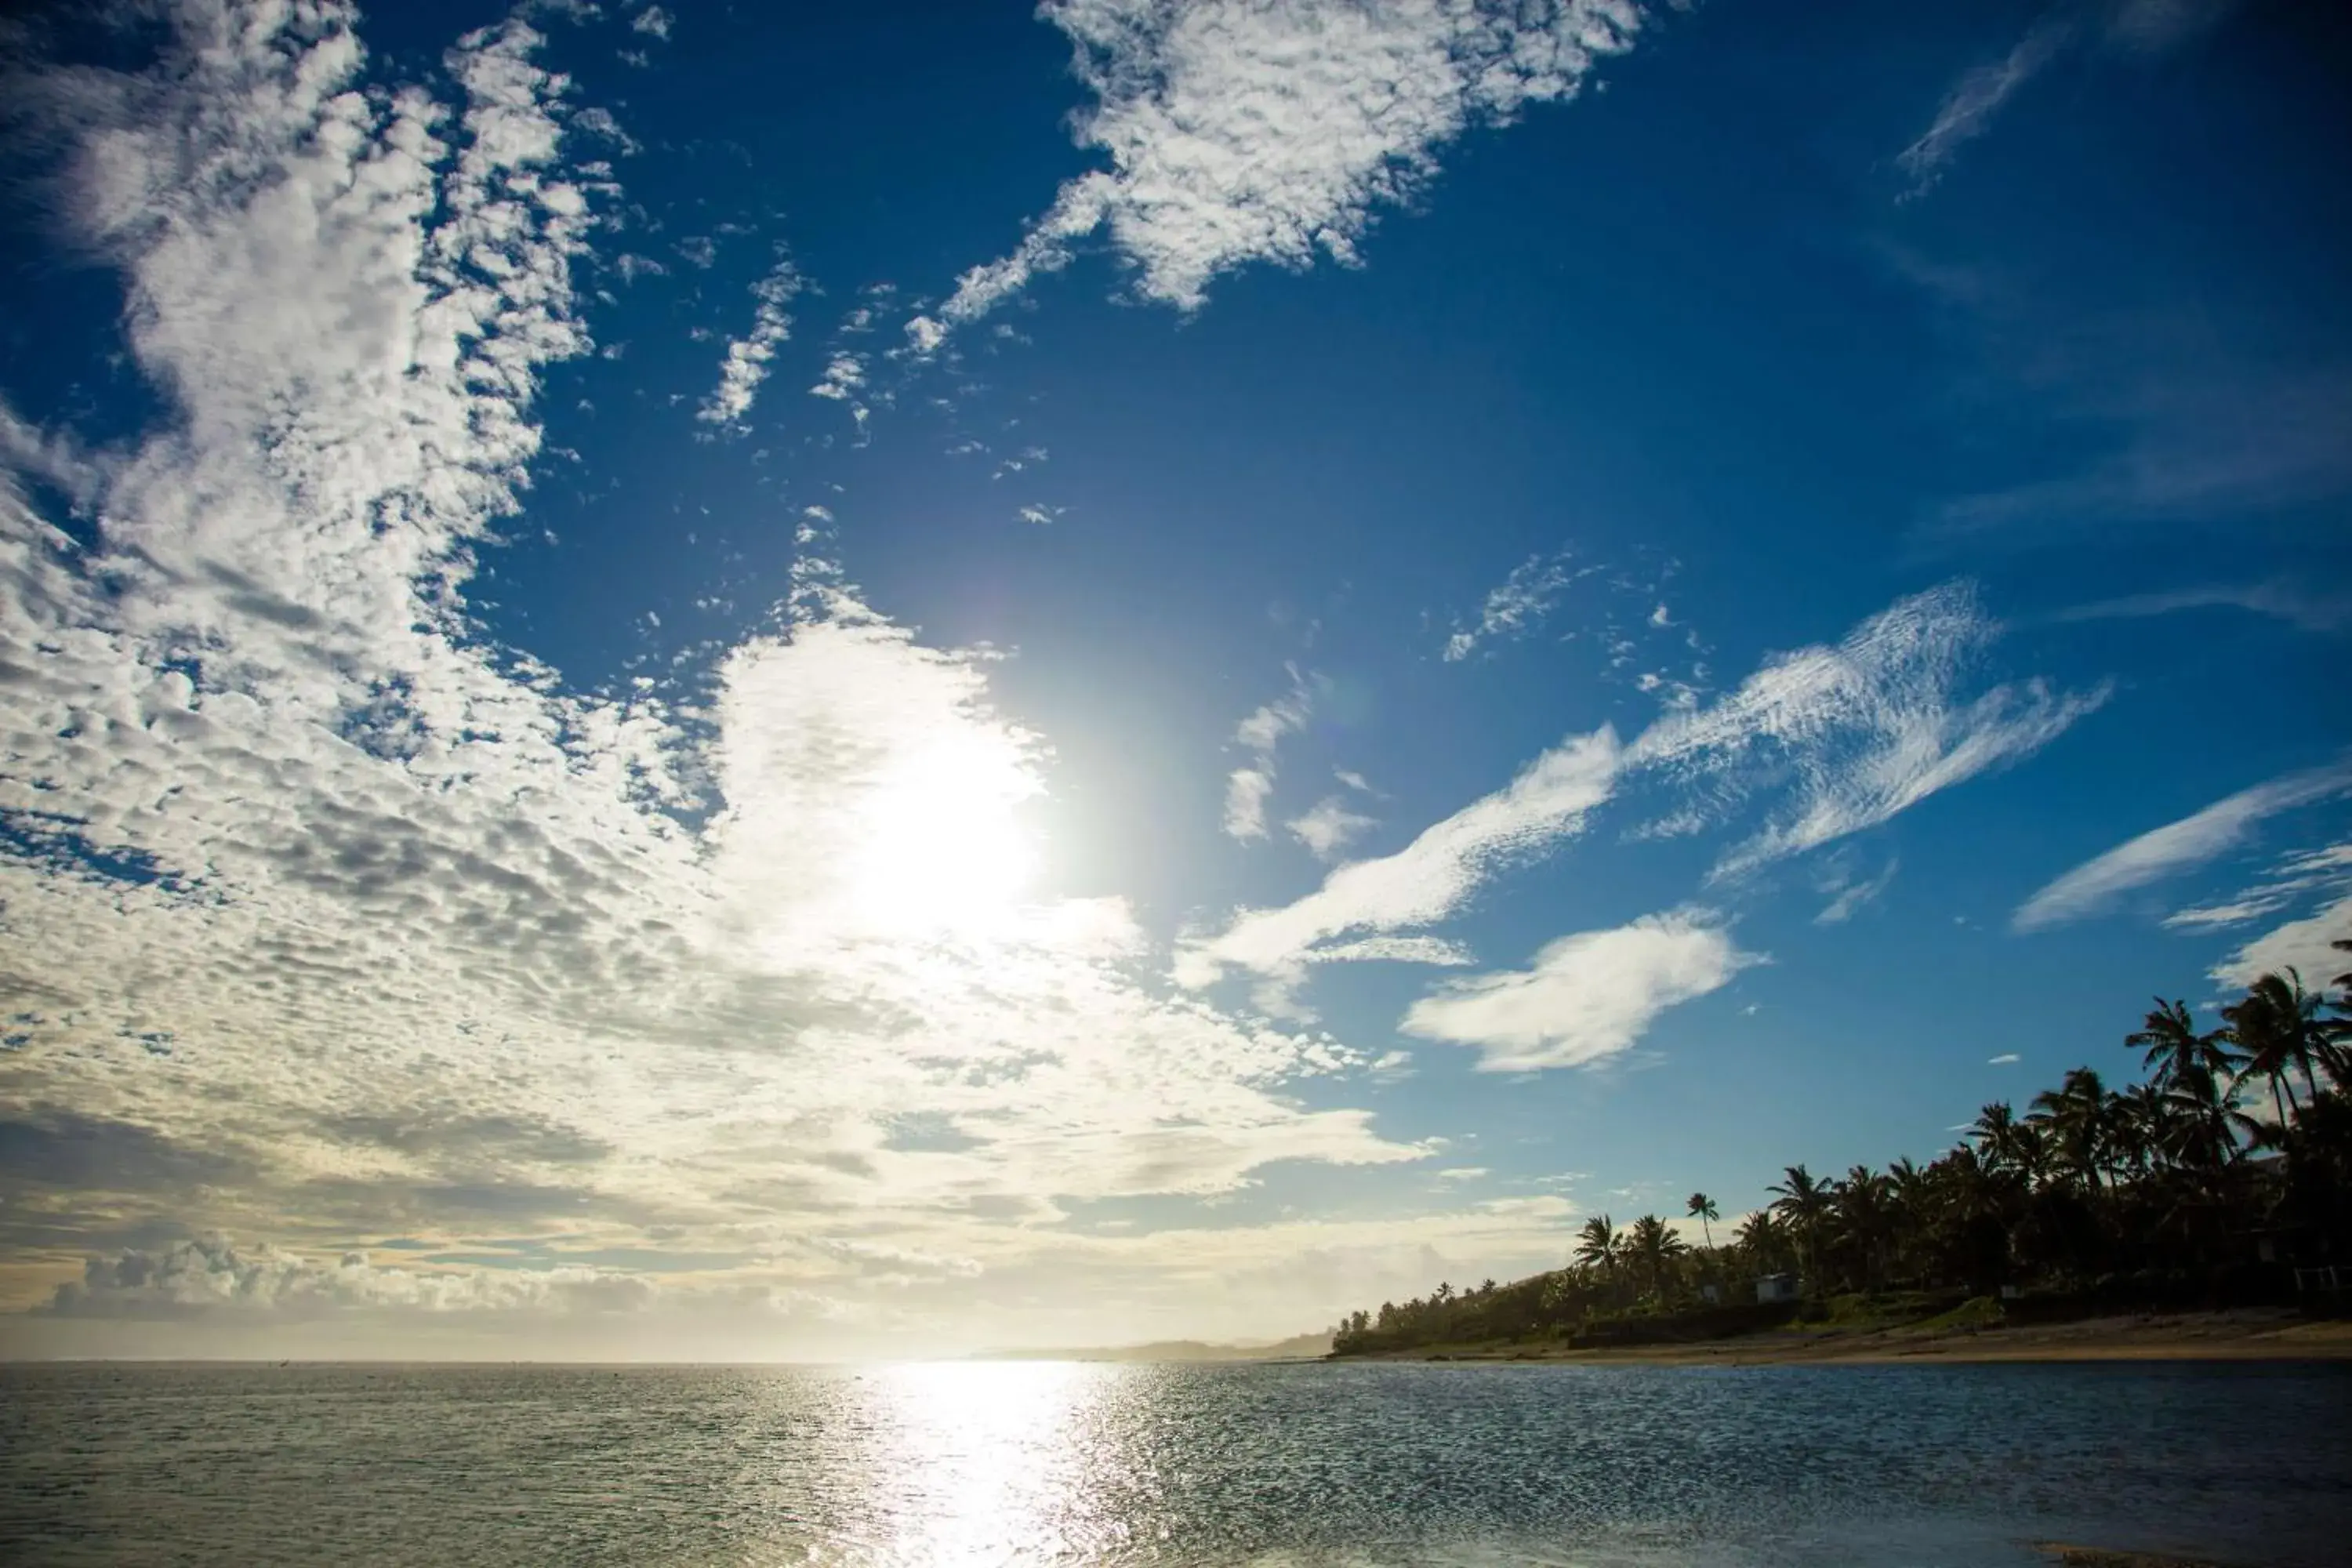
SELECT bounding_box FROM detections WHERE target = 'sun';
[844,728,1043,940]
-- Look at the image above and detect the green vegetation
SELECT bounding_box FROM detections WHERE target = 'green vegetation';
[1330,949,2352,1357]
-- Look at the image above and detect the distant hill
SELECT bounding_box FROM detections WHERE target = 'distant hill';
[971,1331,1331,1363]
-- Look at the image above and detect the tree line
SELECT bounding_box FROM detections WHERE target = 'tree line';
[1330,947,2352,1356]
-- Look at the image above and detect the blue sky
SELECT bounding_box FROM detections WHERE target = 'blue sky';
[0,0,2346,1356]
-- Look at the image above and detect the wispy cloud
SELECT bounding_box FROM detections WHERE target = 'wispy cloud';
[1929,368,2352,541]
[1988,1052,2020,1065]
[1635,583,2108,880]
[1889,245,2352,555]
[2049,579,2352,635]
[2148,840,2352,989]
[1897,1,2237,195]
[2013,757,2352,931]
[1222,668,1319,841]
[1445,550,1581,661]
[1401,911,1760,1073]
[2210,884,2352,990]
[909,0,1645,342]
[1896,18,2074,195]
[1816,858,1899,926]
[1179,728,1624,987]
[1182,583,2100,988]
[700,255,803,427]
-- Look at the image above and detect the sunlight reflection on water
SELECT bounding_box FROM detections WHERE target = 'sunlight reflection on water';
[864,1362,1109,1562]
[2,1359,2348,1566]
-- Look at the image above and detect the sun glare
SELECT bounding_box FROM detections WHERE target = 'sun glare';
[844,732,1042,940]
[863,1361,1112,1561]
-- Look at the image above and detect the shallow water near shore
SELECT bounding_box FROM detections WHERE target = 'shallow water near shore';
[2,1359,2347,1565]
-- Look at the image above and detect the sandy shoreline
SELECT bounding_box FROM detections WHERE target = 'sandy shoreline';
[1336,1308,2352,1367]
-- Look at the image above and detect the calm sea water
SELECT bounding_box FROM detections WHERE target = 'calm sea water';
[2,1359,2347,1566]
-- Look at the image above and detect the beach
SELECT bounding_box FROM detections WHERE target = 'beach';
[1340,1307,2352,1367]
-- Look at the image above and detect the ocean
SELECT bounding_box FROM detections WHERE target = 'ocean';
[2,1359,2346,1565]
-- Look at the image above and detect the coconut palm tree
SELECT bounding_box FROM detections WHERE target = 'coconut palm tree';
[2159,1059,2260,1175]
[1766,1164,1834,1288]
[2109,1081,2167,1180]
[2030,1067,2111,1191]
[1685,1191,1719,1249]
[1734,1208,1791,1273]
[1969,1102,2026,1174]
[1573,1214,1620,1276]
[1627,1214,1686,1301]
[1834,1166,1895,1292]
[2128,999,2240,1090]
[2226,968,2338,1120]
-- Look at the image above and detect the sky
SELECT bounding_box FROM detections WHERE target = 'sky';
[0,0,2346,1359]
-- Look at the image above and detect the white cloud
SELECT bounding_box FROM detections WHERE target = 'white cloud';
[42,1236,655,1319]
[2169,840,2352,988]
[0,0,1434,1351]
[1400,911,1760,1072]
[1816,858,1899,925]
[1287,795,1377,860]
[1185,583,2099,989]
[1307,935,1475,967]
[700,255,803,426]
[631,5,673,39]
[932,0,1645,331]
[1221,667,1318,841]
[2049,580,2352,635]
[1988,1052,2020,1065]
[1445,550,1580,660]
[1636,584,2109,879]
[1223,768,1276,841]
[1898,2,2237,195]
[1181,727,1623,986]
[1896,18,2074,194]
[808,352,866,402]
[2012,757,2352,931]
[2211,889,2352,990]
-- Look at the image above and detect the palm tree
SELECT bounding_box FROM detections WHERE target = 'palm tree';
[1969,1102,2025,1174]
[1834,1166,1895,1292]
[1573,1214,1620,1276]
[2128,999,2239,1090]
[2030,1067,2111,1190]
[1627,1214,1686,1301]
[1734,1208,1791,1273]
[2159,1060,2259,1175]
[1766,1164,1833,1288]
[1685,1192,1719,1249]
[2109,1081,2167,1180]
[1884,1157,1928,1283]
[2226,968,2338,1121]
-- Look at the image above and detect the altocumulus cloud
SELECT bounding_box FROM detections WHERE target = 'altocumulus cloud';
[912,0,1647,340]
[42,1236,655,1319]
[0,0,1441,1348]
